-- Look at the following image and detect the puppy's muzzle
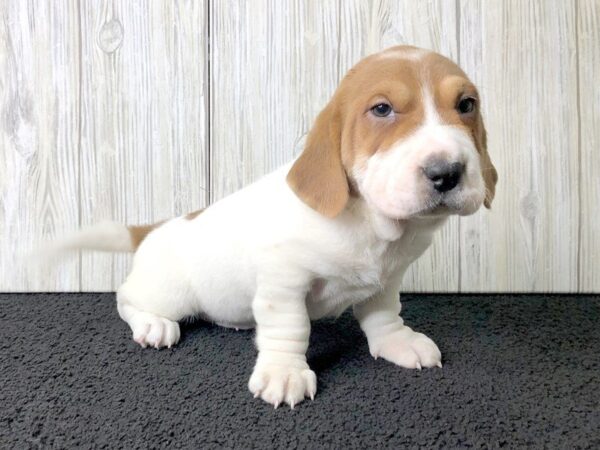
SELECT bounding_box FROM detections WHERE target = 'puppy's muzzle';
[422,160,465,193]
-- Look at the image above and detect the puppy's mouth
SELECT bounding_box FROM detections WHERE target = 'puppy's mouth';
[419,203,451,217]
[409,201,451,219]
[411,189,483,219]
[433,198,482,218]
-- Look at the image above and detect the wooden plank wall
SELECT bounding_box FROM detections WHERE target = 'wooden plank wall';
[1,0,598,292]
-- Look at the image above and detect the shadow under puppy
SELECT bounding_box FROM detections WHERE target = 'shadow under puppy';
[53,46,497,408]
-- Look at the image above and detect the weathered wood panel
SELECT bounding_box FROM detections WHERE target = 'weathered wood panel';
[0,0,81,291]
[79,0,209,291]
[578,0,600,292]
[459,0,579,292]
[0,0,596,292]
[209,0,341,201]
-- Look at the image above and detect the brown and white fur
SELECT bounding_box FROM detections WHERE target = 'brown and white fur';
[51,46,497,409]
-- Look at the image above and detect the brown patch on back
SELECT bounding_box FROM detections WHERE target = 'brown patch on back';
[128,221,165,250]
[185,209,204,220]
[127,209,205,251]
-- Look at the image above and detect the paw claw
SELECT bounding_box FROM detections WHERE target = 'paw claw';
[249,364,317,407]
[128,311,180,349]
[368,327,442,370]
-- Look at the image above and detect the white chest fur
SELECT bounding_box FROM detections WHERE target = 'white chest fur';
[304,216,441,320]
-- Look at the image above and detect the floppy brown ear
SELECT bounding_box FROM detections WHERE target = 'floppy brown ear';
[286,103,350,218]
[476,120,498,209]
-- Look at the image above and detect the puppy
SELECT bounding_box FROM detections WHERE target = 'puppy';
[55,46,497,408]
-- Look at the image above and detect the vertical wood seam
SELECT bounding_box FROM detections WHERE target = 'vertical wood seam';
[336,0,342,81]
[575,0,582,292]
[77,0,83,291]
[206,0,212,207]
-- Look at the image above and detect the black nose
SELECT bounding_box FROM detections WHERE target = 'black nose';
[423,161,464,193]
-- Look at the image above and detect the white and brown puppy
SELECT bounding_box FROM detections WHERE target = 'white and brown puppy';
[56,46,497,408]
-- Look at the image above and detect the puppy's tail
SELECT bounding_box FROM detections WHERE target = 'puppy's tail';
[36,220,164,258]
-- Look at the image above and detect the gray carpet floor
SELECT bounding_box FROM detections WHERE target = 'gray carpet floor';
[1,293,599,449]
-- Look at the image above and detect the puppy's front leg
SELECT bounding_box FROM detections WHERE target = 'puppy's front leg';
[248,271,316,409]
[354,273,442,370]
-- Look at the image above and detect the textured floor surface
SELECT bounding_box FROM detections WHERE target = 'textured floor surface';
[1,293,599,449]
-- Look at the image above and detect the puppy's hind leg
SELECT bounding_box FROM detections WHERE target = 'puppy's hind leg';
[116,289,181,349]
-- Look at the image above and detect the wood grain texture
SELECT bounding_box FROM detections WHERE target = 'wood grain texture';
[0,1,596,292]
[459,0,579,292]
[577,0,600,292]
[209,0,340,201]
[0,0,81,291]
[79,0,208,291]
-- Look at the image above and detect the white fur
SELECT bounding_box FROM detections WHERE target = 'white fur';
[36,221,133,259]
[423,83,443,126]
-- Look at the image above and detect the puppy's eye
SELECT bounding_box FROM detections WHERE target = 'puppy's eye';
[371,103,393,117]
[457,97,476,114]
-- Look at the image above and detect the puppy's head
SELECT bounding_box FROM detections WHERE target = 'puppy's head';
[287,46,498,219]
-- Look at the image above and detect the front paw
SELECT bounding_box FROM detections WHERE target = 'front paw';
[368,326,442,369]
[248,360,317,409]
